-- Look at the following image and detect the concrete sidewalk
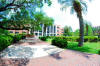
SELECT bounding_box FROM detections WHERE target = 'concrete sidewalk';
[0,38,100,66]
[0,45,64,58]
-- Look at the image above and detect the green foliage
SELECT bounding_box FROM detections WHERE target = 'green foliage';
[13,34,24,43]
[73,29,79,36]
[0,35,13,51]
[39,36,47,41]
[98,50,100,55]
[0,34,26,51]
[0,0,52,31]
[84,20,93,36]
[98,38,100,41]
[52,37,68,48]
[63,26,73,36]
[47,36,99,42]
[0,28,9,35]
[67,42,100,54]
[84,36,98,42]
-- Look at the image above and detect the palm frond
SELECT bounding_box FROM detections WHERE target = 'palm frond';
[70,6,75,14]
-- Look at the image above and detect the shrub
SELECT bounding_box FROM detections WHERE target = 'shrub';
[0,35,13,51]
[98,38,100,41]
[98,50,100,55]
[13,34,23,43]
[52,37,68,48]
[88,36,98,42]
[39,36,47,41]
[0,34,26,51]
[0,28,10,35]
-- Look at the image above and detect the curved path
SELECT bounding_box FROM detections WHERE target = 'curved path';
[0,38,100,66]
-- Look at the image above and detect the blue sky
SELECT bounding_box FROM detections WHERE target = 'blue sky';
[42,0,100,31]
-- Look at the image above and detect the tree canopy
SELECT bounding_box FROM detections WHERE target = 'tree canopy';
[63,25,73,36]
[0,0,52,21]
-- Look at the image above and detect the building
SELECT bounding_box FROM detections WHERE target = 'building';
[34,24,64,37]
[8,24,64,36]
[8,30,29,34]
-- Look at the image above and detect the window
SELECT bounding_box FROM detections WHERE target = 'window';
[15,32,19,34]
[10,31,13,33]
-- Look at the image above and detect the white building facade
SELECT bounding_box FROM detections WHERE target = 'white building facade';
[34,24,63,37]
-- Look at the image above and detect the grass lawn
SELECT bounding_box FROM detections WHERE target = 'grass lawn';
[46,39,100,54]
[67,42,100,54]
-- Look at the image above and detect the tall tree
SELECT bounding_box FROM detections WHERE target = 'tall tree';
[58,0,90,47]
[42,16,54,36]
[63,26,73,36]
[0,0,52,12]
[0,0,52,29]
[84,20,93,36]
[0,9,30,30]
[29,12,45,34]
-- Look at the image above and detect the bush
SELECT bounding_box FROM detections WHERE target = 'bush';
[87,36,98,42]
[39,36,47,41]
[0,34,26,51]
[98,50,100,55]
[98,38,100,41]
[13,34,23,43]
[0,35,13,51]
[52,37,68,48]
[0,28,10,35]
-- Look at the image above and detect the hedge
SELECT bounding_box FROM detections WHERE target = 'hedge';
[46,36,99,42]
[0,34,26,51]
[39,36,47,41]
[52,37,68,48]
[0,35,13,51]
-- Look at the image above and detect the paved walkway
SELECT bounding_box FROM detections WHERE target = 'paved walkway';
[0,38,100,66]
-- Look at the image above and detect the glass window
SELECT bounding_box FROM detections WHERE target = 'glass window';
[15,32,19,34]
[10,31,13,33]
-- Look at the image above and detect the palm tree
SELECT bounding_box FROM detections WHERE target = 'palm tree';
[58,0,89,47]
[84,20,92,36]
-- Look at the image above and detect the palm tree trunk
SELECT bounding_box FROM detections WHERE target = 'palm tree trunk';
[78,15,84,47]
[86,24,88,36]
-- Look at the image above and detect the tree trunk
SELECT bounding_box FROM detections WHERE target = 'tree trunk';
[78,15,84,47]
[43,28,46,36]
[86,24,88,36]
[43,25,46,36]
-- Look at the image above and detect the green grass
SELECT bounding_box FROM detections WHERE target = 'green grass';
[46,38,52,43]
[67,42,100,54]
[46,38,100,54]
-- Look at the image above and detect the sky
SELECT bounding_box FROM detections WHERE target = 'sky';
[42,0,100,31]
